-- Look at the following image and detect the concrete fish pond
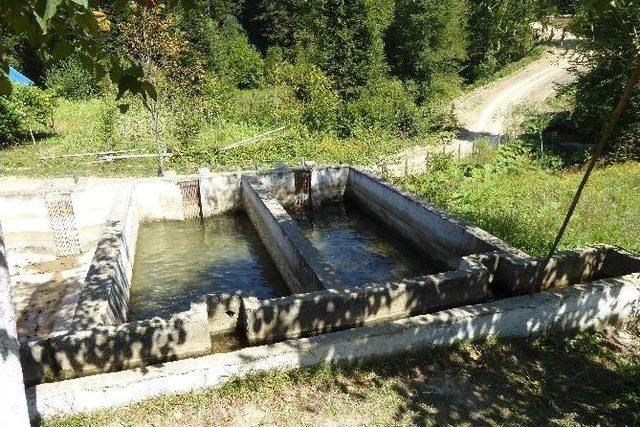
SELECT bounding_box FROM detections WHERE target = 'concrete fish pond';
[1,165,640,421]
[129,215,289,320]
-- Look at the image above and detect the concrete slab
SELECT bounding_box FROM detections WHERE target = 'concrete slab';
[27,274,640,421]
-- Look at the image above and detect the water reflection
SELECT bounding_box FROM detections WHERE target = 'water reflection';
[129,214,288,320]
[289,203,438,288]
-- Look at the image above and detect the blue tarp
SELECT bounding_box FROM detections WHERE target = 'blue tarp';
[8,67,34,85]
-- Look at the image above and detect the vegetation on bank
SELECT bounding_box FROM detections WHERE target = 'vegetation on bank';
[1,0,566,173]
[396,147,640,256]
[41,325,640,426]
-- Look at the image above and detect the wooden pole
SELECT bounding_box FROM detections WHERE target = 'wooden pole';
[532,55,640,293]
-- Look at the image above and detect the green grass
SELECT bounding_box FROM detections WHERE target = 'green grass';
[395,156,640,256]
[41,326,640,426]
[0,98,436,177]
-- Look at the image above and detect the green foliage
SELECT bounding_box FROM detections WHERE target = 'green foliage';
[570,0,640,159]
[271,61,340,132]
[97,97,118,150]
[397,151,640,256]
[0,84,54,146]
[187,14,264,89]
[255,0,390,99]
[386,0,468,102]
[344,78,422,137]
[0,0,197,100]
[0,93,25,146]
[465,0,552,81]
[45,56,101,99]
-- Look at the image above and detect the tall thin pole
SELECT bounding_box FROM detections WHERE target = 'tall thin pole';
[532,55,640,292]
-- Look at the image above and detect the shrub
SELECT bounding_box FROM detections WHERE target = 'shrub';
[0,94,25,146]
[344,78,421,137]
[45,56,101,99]
[271,61,340,132]
[0,85,54,147]
[13,85,55,130]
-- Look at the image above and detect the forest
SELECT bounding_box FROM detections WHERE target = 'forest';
[1,0,637,174]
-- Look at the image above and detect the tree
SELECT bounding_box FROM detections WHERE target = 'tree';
[252,0,392,99]
[465,0,552,81]
[569,0,640,157]
[119,1,202,175]
[386,0,468,102]
[0,0,195,101]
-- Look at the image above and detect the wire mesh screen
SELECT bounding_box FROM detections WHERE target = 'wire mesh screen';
[178,179,203,219]
[293,169,312,207]
[43,192,81,256]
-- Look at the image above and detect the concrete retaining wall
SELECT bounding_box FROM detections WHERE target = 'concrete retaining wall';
[0,186,116,257]
[240,256,490,344]
[199,173,242,217]
[21,301,210,386]
[26,273,640,421]
[0,222,30,426]
[241,175,343,293]
[70,187,138,329]
[485,245,640,295]
[345,167,526,269]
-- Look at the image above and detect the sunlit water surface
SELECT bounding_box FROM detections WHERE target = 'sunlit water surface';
[129,214,288,320]
[288,202,439,288]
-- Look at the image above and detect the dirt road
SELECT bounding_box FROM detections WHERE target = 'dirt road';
[455,46,575,143]
[376,41,577,177]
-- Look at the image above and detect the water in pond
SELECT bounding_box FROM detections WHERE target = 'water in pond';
[129,214,288,320]
[289,203,438,288]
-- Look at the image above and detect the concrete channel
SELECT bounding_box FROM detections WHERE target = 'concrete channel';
[1,165,639,422]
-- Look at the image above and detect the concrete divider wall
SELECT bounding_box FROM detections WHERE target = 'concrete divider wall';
[21,301,210,386]
[70,186,139,329]
[241,175,343,293]
[345,167,526,269]
[240,257,490,345]
[485,245,640,295]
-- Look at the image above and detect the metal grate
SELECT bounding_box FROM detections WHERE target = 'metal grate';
[43,192,81,256]
[293,169,312,207]
[178,179,203,219]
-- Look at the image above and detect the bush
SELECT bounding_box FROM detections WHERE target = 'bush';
[0,94,25,146]
[0,85,54,147]
[271,61,340,132]
[45,56,101,99]
[344,78,422,137]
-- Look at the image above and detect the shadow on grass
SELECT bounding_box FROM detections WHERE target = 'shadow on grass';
[358,329,640,425]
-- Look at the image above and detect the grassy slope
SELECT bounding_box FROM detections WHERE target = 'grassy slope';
[396,161,640,256]
[0,98,432,177]
[42,326,640,427]
[0,44,548,179]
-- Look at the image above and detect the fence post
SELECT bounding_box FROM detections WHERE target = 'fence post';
[0,222,30,426]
